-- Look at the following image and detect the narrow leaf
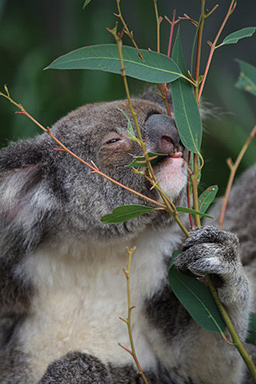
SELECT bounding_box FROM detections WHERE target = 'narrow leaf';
[246,312,256,346]
[118,108,136,140]
[169,262,226,333]
[176,206,213,219]
[171,78,202,154]
[235,60,256,97]
[219,27,256,47]
[126,152,168,167]
[101,204,157,224]
[172,33,202,153]
[83,0,91,8]
[198,185,218,214]
[172,30,187,75]
[45,44,182,84]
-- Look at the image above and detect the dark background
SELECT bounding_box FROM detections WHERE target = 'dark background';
[0,0,256,195]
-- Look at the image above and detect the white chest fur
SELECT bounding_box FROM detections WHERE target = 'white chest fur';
[16,226,181,379]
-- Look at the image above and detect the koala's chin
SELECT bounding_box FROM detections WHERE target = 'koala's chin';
[153,154,187,204]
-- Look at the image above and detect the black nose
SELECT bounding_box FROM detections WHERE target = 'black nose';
[145,114,180,155]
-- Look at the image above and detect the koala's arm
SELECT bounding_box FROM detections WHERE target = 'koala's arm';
[176,226,250,336]
[173,226,250,383]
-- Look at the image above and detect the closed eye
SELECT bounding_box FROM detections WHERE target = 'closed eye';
[106,138,121,144]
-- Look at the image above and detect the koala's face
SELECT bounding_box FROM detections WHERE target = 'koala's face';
[0,96,187,246]
[48,97,187,239]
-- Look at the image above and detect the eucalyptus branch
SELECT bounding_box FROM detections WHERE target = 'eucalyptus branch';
[198,0,236,102]
[153,0,162,53]
[118,247,149,384]
[190,154,201,228]
[156,84,172,116]
[114,0,144,61]
[194,1,206,101]
[206,276,256,381]
[219,125,256,229]
[165,10,179,58]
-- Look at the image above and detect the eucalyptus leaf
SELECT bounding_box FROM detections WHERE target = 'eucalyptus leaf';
[172,33,202,153]
[101,204,157,224]
[169,260,226,333]
[235,60,256,97]
[83,0,91,8]
[171,78,202,154]
[46,44,182,84]
[246,312,256,346]
[126,152,168,167]
[176,206,213,219]
[172,30,187,76]
[198,186,218,214]
[118,108,136,140]
[219,27,256,47]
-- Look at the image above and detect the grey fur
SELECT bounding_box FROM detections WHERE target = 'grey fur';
[206,164,256,384]
[0,91,252,384]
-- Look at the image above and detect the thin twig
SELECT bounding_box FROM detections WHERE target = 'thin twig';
[198,0,236,102]
[119,247,150,384]
[206,276,256,381]
[165,10,178,58]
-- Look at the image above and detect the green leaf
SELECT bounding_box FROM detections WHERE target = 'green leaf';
[235,60,256,97]
[101,204,157,224]
[46,44,182,84]
[83,0,91,8]
[198,185,218,214]
[171,78,202,154]
[118,108,137,140]
[169,261,226,333]
[126,152,168,167]
[246,312,256,345]
[176,206,213,219]
[219,27,256,47]
[172,30,187,76]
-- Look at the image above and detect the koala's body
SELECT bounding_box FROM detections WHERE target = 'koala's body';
[0,92,252,384]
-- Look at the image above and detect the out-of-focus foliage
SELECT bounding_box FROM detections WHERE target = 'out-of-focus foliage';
[0,0,256,194]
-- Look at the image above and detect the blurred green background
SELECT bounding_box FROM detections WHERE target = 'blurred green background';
[0,0,256,195]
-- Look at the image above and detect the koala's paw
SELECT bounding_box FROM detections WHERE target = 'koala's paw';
[176,226,240,279]
[175,226,249,304]
[37,351,112,384]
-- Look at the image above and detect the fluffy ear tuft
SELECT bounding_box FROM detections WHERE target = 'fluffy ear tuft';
[0,162,60,260]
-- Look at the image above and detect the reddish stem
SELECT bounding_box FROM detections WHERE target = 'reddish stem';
[166,10,177,57]
[198,0,236,102]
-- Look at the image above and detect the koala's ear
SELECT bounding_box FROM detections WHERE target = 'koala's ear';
[0,146,60,258]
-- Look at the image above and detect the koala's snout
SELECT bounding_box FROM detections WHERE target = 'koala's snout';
[145,114,181,155]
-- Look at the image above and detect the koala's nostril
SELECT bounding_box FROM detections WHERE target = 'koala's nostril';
[158,135,175,154]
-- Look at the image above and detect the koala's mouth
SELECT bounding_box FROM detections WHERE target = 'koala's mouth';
[127,144,184,169]
[151,147,184,166]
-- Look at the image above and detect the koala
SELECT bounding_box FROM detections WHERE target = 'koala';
[0,90,251,384]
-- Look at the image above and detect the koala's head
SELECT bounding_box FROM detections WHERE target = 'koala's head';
[0,94,187,253]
